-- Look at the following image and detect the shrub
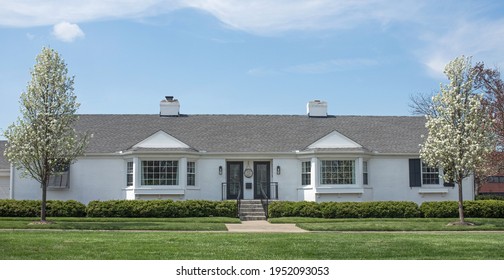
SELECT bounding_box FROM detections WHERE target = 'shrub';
[269,201,322,218]
[269,201,421,218]
[475,194,504,200]
[419,200,504,218]
[0,199,86,217]
[46,200,86,217]
[86,200,237,218]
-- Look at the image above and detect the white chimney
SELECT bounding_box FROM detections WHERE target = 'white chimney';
[160,96,180,117]
[307,100,328,117]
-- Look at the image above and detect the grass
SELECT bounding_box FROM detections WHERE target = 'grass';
[1,231,504,259]
[269,217,504,231]
[0,217,240,231]
[1,217,504,259]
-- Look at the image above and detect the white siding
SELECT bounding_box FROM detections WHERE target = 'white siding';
[273,158,301,201]
[0,173,9,199]
[187,158,226,201]
[12,158,126,204]
[8,154,476,204]
[370,157,474,204]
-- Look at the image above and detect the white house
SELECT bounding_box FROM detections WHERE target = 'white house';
[1,97,474,204]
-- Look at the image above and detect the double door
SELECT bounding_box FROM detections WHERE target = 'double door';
[226,161,271,199]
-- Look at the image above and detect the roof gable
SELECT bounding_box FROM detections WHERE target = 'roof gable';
[307,130,362,149]
[132,130,190,149]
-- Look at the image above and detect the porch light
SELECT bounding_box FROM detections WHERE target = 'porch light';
[276,165,281,175]
[219,166,223,175]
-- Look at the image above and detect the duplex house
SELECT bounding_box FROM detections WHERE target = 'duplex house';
[1,97,474,204]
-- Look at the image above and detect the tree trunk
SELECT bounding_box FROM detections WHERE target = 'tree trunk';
[41,181,47,222]
[457,177,465,224]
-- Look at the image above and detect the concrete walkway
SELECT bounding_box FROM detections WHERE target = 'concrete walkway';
[225,221,307,233]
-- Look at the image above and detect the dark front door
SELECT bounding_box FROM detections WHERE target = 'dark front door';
[254,162,271,199]
[227,162,243,199]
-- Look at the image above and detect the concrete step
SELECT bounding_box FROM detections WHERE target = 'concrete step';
[240,215,267,221]
[240,208,265,213]
[239,200,267,221]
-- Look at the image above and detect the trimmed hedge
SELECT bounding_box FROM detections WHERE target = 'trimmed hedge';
[476,194,504,200]
[86,200,237,218]
[3,199,504,218]
[270,200,504,219]
[420,200,504,218]
[269,201,421,218]
[0,199,86,217]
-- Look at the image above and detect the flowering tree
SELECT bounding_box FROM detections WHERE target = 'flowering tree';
[473,63,504,187]
[420,56,494,224]
[3,47,89,222]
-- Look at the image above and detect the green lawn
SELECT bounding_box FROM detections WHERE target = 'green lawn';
[0,217,240,231]
[1,231,504,259]
[270,217,504,231]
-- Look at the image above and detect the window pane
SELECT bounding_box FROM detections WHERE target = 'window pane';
[301,161,311,185]
[320,160,355,185]
[187,162,196,186]
[126,162,133,186]
[141,160,179,185]
[363,161,368,185]
[422,162,439,185]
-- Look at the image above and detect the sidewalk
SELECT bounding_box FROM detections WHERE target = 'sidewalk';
[225,221,307,233]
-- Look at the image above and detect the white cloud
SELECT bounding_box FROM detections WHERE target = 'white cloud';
[1,0,504,76]
[184,0,424,34]
[286,59,378,74]
[0,0,421,31]
[418,18,504,78]
[248,58,378,76]
[52,21,85,42]
[0,1,182,27]
[26,33,35,40]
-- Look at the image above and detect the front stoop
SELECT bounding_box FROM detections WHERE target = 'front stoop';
[239,200,266,221]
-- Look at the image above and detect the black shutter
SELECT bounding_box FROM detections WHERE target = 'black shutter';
[409,159,421,187]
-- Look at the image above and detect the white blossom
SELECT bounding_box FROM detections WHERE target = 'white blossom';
[420,56,494,223]
[2,47,90,221]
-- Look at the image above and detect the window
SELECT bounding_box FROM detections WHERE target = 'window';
[141,160,178,186]
[187,161,196,186]
[363,161,368,185]
[320,160,355,185]
[422,162,440,185]
[487,176,504,183]
[126,161,133,186]
[48,165,70,189]
[301,161,311,185]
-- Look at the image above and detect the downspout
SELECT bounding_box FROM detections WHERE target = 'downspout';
[9,163,14,199]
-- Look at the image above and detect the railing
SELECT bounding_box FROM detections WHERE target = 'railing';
[221,182,242,218]
[236,187,242,218]
[259,182,279,219]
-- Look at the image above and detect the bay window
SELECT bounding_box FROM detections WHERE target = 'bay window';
[320,160,355,185]
[141,160,178,186]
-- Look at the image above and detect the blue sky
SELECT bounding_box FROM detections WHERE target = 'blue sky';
[1,1,504,139]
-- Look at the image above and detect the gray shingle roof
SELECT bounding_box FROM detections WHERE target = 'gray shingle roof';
[0,141,9,169]
[74,114,427,154]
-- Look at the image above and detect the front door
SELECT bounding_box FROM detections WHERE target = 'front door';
[254,162,271,199]
[227,162,243,199]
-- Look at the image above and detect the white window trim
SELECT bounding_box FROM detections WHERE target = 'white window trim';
[319,159,356,185]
